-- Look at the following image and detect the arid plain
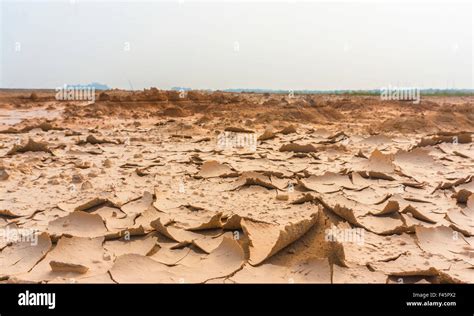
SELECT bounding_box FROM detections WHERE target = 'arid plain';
[0,89,472,284]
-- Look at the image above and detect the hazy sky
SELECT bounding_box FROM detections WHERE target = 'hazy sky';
[0,0,472,90]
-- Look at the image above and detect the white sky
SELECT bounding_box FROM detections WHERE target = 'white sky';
[0,0,472,90]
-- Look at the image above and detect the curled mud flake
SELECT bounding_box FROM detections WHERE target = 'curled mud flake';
[104,235,158,259]
[279,143,317,153]
[228,172,283,191]
[15,236,110,282]
[224,127,254,133]
[7,138,52,155]
[258,129,276,141]
[446,194,474,236]
[367,252,451,279]
[415,226,474,264]
[49,261,89,274]
[47,211,108,240]
[416,132,472,148]
[278,125,297,135]
[110,237,244,283]
[77,134,117,145]
[0,232,52,278]
[120,191,154,217]
[242,213,318,266]
[299,172,361,193]
[0,168,9,181]
[365,149,396,174]
[452,189,472,204]
[196,161,237,179]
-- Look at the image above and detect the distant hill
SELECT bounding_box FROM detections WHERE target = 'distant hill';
[65,82,110,91]
[171,87,192,91]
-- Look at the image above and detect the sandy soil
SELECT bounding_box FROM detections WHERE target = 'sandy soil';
[0,89,473,284]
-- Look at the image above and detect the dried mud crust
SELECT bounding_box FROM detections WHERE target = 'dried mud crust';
[0,90,473,284]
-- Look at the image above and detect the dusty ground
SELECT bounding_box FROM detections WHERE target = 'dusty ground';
[0,89,473,284]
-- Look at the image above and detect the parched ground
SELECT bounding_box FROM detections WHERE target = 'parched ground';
[0,89,473,284]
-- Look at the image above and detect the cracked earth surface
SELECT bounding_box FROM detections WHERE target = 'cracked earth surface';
[0,89,473,283]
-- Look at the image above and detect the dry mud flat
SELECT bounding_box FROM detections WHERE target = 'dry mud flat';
[0,89,473,284]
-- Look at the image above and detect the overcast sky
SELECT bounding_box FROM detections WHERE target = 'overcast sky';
[0,0,472,90]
